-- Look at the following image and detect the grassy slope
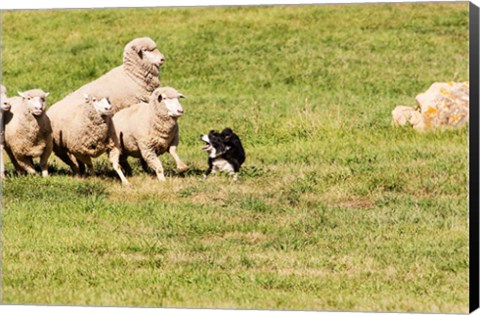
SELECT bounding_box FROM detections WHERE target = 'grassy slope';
[1,3,469,312]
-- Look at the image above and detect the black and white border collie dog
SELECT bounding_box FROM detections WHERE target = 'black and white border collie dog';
[200,128,245,180]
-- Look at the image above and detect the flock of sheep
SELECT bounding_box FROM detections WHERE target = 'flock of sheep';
[0,37,189,186]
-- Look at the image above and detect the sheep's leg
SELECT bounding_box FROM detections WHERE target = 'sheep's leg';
[140,148,165,181]
[4,146,24,174]
[64,152,82,176]
[108,147,130,186]
[140,157,150,173]
[54,146,80,175]
[168,146,188,173]
[76,155,94,176]
[15,155,37,175]
[28,157,35,168]
[77,161,86,176]
[119,155,132,176]
[39,140,53,177]
[169,133,188,172]
[85,158,94,175]
[0,145,5,179]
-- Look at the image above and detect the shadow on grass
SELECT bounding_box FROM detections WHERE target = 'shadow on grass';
[3,161,266,181]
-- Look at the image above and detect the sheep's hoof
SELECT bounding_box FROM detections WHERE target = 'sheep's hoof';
[177,163,189,173]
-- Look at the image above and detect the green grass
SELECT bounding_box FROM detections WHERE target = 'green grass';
[0,2,469,312]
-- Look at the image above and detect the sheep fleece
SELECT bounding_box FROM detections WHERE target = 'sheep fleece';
[50,37,163,114]
[48,101,115,158]
[4,95,52,158]
[112,89,181,158]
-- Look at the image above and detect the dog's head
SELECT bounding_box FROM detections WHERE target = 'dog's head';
[200,130,230,159]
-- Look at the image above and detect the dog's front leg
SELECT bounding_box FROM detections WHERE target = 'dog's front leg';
[204,158,214,179]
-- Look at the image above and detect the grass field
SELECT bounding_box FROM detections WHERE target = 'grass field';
[0,2,470,312]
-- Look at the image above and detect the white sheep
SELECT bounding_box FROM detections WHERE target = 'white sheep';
[111,87,188,181]
[1,84,12,178]
[51,37,165,114]
[3,89,52,177]
[1,85,11,112]
[47,94,129,185]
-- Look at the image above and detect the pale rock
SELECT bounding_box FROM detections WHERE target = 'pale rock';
[392,81,469,131]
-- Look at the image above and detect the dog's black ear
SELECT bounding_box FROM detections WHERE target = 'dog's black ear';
[221,128,233,138]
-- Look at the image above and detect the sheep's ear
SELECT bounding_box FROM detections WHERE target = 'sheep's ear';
[18,91,26,98]
[179,94,186,99]
[44,92,49,98]
[132,45,143,59]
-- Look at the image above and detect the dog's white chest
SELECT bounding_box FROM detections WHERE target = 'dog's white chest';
[212,158,234,173]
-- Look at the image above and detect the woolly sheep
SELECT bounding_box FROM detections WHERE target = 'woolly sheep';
[3,89,52,177]
[112,87,188,181]
[1,84,12,178]
[47,94,129,185]
[1,85,11,112]
[51,37,165,114]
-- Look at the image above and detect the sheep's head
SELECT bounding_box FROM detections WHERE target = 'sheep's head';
[1,85,11,112]
[151,87,185,118]
[18,89,49,116]
[84,94,113,117]
[1,96,11,112]
[124,37,165,76]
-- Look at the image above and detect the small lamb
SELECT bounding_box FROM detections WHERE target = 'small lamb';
[47,94,129,185]
[1,84,12,178]
[4,89,52,177]
[112,87,188,181]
